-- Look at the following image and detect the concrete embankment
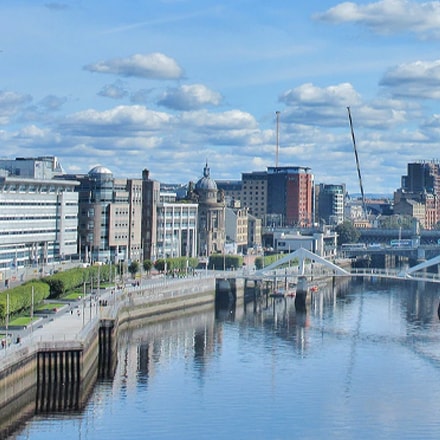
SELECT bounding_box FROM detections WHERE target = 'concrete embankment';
[0,275,220,437]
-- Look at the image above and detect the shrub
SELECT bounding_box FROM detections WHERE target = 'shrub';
[0,281,50,320]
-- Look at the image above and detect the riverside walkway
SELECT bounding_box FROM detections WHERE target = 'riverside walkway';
[0,272,217,365]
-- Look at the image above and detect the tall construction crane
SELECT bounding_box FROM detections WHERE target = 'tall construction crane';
[347,106,368,221]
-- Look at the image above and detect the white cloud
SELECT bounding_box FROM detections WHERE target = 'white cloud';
[38,95,67,111]
[98,81,129,100]
[380,60,440,98]
[157,84,222,110]
[278,83,410,129]
[0,90,32,125]
[179,109,258,130]
[61,105,172,135]
[315,0,440,38]
[84,53,184,80]
[280,82,360,107]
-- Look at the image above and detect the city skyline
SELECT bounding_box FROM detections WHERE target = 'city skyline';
[2,1,440,194]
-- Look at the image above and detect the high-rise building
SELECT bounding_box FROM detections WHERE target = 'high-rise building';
[241,167,314,227]
[267,166,314,227]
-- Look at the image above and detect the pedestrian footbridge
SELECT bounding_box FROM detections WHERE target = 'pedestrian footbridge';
[254,248,440,284]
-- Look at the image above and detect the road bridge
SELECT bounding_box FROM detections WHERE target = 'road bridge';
[341,244,440,262]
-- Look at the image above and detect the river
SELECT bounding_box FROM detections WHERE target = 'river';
[9,277,440,440]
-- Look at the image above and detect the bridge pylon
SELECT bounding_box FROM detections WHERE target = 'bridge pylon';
[257,247,349,277]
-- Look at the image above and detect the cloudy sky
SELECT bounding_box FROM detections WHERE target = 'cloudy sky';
[2,0,440,194]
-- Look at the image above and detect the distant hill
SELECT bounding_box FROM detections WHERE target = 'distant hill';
[350,193,392,200]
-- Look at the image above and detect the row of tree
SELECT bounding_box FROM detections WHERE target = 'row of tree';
[0,264,115,321]
[127,257,200,277]
[127,255,247,276]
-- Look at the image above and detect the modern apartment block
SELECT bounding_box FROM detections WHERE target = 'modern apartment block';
[267,166,314,227]
[0,157,79,279]
[241,167,314,228]
[315,183,345,225]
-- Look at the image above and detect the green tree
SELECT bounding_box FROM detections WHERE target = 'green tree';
[143,259,153,275]
[128,261,140,278]
[154,259,166,273]
[335,221,361,246]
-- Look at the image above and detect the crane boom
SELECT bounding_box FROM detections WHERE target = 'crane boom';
[347,106,368,220]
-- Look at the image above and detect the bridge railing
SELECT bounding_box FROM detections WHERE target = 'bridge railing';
[348,267,440,283]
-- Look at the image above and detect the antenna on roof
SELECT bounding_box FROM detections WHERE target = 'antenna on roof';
[275,111,280,168]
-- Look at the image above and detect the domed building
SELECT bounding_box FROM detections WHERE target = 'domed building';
[194,162,226,257]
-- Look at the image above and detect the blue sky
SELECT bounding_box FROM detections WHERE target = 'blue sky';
[2,0,440,194]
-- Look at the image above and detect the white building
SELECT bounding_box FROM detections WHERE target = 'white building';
[272,229,338,259]
[0,175,79,282]
[155,202,198,260]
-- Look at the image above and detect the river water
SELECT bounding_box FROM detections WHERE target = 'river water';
[9,277,440,440]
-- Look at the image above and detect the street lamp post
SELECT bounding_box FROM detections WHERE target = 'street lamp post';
[5,293,9,351]
[30,286,34,334]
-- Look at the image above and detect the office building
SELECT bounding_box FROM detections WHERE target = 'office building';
[0,156,64,180]
[142,169,198,261]
[241,171,267,220]
[0,157,79,280]
[155,199,198,260]
[64,166,142,264]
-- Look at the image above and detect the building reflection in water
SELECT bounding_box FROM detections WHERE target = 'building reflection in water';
[112,276,440,393]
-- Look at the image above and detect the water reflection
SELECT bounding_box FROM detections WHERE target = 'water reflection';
[9,277,440,440]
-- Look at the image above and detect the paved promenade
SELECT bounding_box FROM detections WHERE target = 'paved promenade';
[0,271,220,363]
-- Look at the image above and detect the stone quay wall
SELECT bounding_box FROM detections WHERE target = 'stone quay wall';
[0,274,223,436]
